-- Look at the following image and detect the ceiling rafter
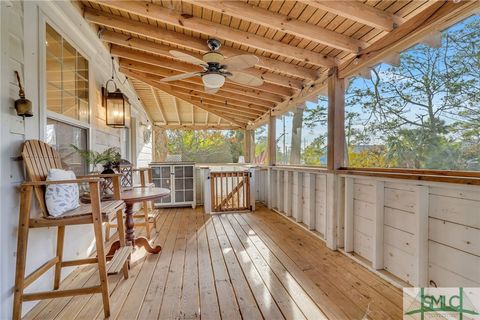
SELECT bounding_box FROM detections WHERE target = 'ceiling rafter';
[155,123,241,130]
[101,31,310,88]
[129,81,270,112]
[118,58,285,104]
[85,3,336,67]
[150,86,167,124]
[173,97,181,125]
[298,0,405,31]
[183,0,367,53]
[124,69,248,127]
[120,68,275,109]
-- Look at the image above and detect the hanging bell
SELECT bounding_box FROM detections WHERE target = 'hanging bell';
[14,71,33,117]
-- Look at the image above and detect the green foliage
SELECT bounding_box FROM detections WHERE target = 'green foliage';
[301,136,326,165]
[71,145,121,167]
[166,129,244,163]
[342,15,480,170]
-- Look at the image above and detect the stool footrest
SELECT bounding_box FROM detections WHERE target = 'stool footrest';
[107,246,132,275]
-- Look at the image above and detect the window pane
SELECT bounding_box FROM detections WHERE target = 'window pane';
[345,15,480,171]
[254,125,267,164]
[300,98,328,166]
[46,119,87,175]
[46,23,89,123]
[165,130,244,163]
[273,97,328,166]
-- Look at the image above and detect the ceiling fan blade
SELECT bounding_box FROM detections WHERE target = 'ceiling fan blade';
[223,54,259,71]
[204,86,220,94]
[227,71,264,87]
[169,50,206,66]
[160,72,200,82]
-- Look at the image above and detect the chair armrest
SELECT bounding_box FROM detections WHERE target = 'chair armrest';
[133,168,149,172]
[22,178,103,186]
[77,173,123,179]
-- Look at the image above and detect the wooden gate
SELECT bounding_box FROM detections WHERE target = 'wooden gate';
[210,171,251,212]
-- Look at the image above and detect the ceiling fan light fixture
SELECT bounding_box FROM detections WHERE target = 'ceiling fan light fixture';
[202,73,225,88]
[203,51,224,63]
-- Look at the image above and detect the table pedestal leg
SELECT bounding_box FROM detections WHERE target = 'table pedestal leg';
[107,202,161,257]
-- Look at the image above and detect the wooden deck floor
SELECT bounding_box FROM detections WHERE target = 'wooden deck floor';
[25,206,403,320]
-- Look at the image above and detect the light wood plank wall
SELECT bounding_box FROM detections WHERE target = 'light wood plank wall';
[342,175,480,287]
[268,168,329,239]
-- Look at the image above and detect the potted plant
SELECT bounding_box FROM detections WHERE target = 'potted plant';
[71,145,121,173]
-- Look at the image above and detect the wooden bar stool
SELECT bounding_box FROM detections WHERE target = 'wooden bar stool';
[12,140,130,320]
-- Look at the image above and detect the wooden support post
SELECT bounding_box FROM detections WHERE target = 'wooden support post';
[203,168,212,214]
[268,113,276,166]
[415,185,429,287]
[344,177,354,252]
[248,168,256,211]
[326,173,339,250]
[277,169,284,213]
[267,168,276,209]
[292,171,303,223]
[303,173,316,230]
[373,181,385,270]
[284,171,293,217]
[244,129,253,163]
[327,67,345,170]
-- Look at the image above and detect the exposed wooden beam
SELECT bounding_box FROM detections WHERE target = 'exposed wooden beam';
[192,104,195,126]
[184,0,366,52]
[244,129,253,163]
[248,0,476,129]
[338,0,477,79]
[134,80,270,112]
[85,4,336,67]
[268,114,276,166]
[124,69,247,127]
[327,67,345,170]
[299,0,404,31]
[198,104,259,119]
[118,58,286,103]
[173,97,181,125]
[188,96,264,114]
[155,123,241,130]
[150,87,167,123]
[120,67,275,109]
[102,31,309,89]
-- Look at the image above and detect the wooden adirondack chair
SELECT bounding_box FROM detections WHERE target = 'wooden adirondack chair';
[12,140,131,320]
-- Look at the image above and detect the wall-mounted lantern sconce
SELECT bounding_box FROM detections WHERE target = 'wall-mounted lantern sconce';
[103,57,130,127]
[14,71,33,118]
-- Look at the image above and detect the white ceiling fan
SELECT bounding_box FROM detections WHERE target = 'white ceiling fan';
[160,38,264,94]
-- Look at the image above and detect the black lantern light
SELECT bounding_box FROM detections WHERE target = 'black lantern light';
[103,57,130,127]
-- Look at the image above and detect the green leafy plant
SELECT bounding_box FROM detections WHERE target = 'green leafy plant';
[71,145,121,169]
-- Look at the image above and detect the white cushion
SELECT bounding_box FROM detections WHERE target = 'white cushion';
[45,169,80,217]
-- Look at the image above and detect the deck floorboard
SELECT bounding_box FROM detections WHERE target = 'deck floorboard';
[25,206,402,320]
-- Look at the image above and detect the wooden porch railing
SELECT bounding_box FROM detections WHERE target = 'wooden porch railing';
[210,171,251,212]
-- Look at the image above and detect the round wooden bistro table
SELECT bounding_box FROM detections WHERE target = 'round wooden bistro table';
[107,187,170,256]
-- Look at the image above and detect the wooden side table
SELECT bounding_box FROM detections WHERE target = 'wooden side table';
[107,187,170,256]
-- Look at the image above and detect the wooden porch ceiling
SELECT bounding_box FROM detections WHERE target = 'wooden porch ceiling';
[80,0,477,129]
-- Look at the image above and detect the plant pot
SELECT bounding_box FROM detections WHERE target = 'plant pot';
[101,164,115,174]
